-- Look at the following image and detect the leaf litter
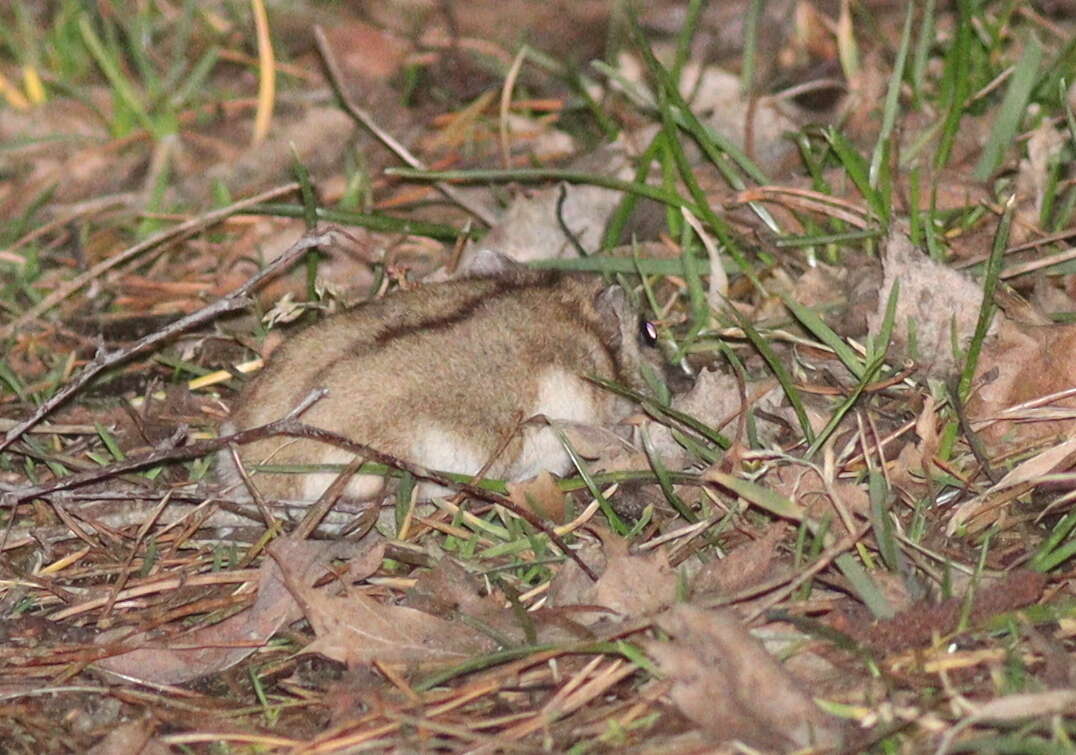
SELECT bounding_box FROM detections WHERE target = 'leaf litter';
[1,1,1076,752]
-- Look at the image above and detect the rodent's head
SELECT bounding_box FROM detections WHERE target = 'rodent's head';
[590,283,672,398]
[463,250,681,398]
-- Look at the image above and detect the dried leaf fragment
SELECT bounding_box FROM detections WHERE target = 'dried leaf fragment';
[649,605,845,751]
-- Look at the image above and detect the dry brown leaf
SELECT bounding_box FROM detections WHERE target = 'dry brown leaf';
[648,605,845,751]
[284,556,495,667]
[86,717,167,755]
[770,463,870,521]
[890,394,941,496]
[966,323,1076,451]
[690,523,789,598]
[947,435,1076,534]
[548,531,677,623]
[506,470,567,522]
[94,538,380,685]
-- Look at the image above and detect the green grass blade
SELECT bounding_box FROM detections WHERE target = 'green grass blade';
[586,375,730,450]
[834,553,894,619]
[642,431,697,523]
[705,472,804,521]
[741,0,764,93]
[781,294,866,380]
[973,33,1043,181]
[600,131,663,250]
[958,197,1013,400]
[556,428,629,535]
[911,0,937,102]
[671,0,705,82]
[826,127,887,222]
[870,2,915,191]
[77,13,156,136]
[869,470,903,573]
[386,167,701,216]
[726,307,815,445]
[934,0,976,171]
[251,203,470,242]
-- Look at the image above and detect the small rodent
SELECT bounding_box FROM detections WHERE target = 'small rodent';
[218,252,663,505]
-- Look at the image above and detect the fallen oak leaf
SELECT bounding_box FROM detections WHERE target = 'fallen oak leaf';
[648,605,846,751]
[277,552,496,667]
[549,529,677,624]
[506,470,566,522]
[94,537,377,685]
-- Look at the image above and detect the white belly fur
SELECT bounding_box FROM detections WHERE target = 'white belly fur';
[508,368,600,480]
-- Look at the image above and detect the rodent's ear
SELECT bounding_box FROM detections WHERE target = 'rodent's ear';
[461,249,525,278]
[594,285,633,331]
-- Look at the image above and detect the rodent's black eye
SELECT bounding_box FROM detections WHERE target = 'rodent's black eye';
[638,318,659,347]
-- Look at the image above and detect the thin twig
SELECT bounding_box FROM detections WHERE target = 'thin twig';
[312,25,497,227]
[3,390,328,506]
[272,418,597,580]
[5,386,598,580]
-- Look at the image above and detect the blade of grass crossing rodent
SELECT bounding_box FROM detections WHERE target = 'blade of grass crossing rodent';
[973,33,1042,181]
[957,196,1013,400]
[587,375,730,450]
[556,428,629,535]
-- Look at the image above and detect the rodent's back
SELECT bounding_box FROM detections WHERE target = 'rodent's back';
[222,269,648,504]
